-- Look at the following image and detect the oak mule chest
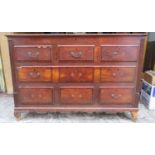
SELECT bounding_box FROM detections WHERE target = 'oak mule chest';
[7,33,147,121]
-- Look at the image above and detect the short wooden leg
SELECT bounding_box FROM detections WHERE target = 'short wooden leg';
[14,112,22,121]
[130,111,138,122]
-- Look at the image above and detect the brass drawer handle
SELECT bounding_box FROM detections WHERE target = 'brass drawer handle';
[70,72,83,77]
[113,51,119,55]
[112,73,117,77]
[78,94,82,98]
[30,94,35,98]
[71,72,75,77]
[71,94,82,98]
[28,51,40,58]
[28,71,40,78]
[69,51,82,58]
[111,93,122,99]
[78,73,82,77]
[112,72,124,77]
[30,94,42,99]
[71,94,75,98]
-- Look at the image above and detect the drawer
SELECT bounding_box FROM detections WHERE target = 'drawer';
[14,46,52,61]
[101,46,139,61]
[18,88,53,105]
[99,88,134,104]
[59,67,94,83]
[17,67,52,82]
[101,67,136,82]
[58,45,95,63]
[60,88,93,105]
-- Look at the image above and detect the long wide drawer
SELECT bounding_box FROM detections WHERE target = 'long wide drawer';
[16,86,136,106]
[16,66,136,83]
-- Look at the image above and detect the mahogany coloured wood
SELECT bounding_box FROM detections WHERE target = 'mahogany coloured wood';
[58,45,95,63]
[7,34,147,121]
[18,88,53,105]
[59,67,94,83]
[99,88,134,104]
[14,46,52,62]
[60,88,93,105]
[101,45,139,62]
[17,67,53,82]
[100,67,136,82]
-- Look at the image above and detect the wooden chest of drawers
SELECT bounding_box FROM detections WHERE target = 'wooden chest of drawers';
[7,34,147,121]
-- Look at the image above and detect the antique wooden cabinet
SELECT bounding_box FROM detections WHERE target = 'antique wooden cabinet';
[7,33,147,121]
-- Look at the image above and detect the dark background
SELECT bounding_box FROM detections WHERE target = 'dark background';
[144,32,155,71]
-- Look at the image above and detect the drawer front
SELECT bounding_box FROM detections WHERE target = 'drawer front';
[60,88,93,105]
[17,67,52,82]
[18,88,53,105]
[14,46,52,61]
[101,46,139,61]
[59,67,94,83]
[99,88,134,104]
[101,67,136,82]
[58,45,94,63]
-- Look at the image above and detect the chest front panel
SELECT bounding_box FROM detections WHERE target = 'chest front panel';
[8,34,146,113]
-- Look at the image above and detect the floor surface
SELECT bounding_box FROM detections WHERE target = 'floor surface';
[0,94,155,123]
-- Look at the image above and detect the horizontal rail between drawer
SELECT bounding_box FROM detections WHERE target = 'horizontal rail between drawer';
[101,44,139,47]
[17,83,136,88]
[14,45,53,47]
[16,65,137,69]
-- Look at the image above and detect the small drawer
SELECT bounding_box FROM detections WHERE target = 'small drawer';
[17,67,52,82]
[99,88,134,104]
[18,88,53,105]
[101,67,136,82]
[101,46,139,62]
[60,88,93,105]
[58,45,95,63]
[59,67,94,83]
[14,46,52,61]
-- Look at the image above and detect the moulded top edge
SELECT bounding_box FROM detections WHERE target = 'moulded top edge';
[6,33,148,37]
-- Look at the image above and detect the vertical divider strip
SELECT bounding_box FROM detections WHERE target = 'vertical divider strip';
[52,44,59,105]
[93,45,101,105]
